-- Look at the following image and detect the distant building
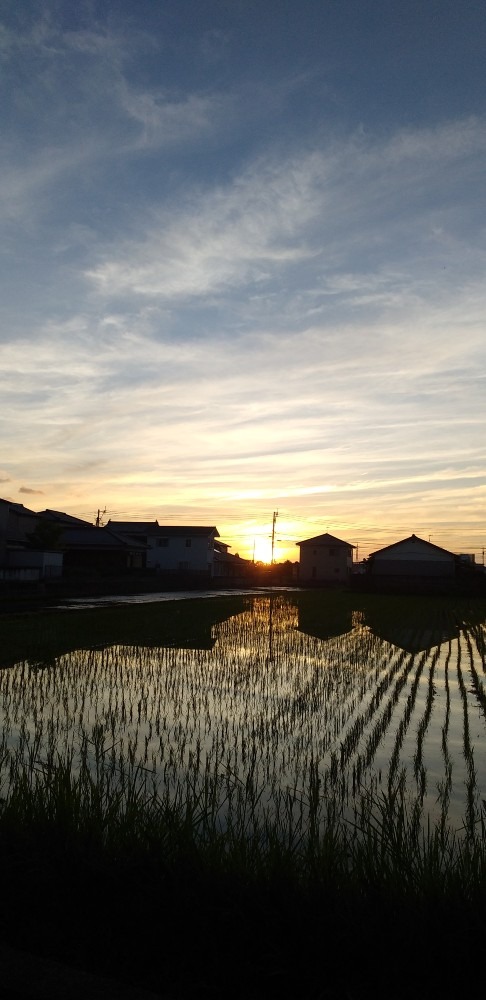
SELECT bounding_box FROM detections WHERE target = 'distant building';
[296,532,355,583]
[108,521,222,578]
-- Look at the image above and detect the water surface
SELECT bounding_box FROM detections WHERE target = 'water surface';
[1,592,485,830]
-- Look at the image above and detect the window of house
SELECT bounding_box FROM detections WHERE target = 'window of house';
[185,538,192,548]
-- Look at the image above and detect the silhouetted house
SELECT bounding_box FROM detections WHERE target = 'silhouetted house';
[38,510,147,574]
[0,498,62,580]
[108,521,221,578]
[367,535,457,584]
[297,604,353,641]
[296,532,355,583]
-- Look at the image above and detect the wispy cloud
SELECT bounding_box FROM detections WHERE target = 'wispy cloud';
[86,118,486,313]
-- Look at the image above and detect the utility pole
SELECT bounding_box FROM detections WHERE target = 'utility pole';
[270,510,278,565]
[95,507,107,528]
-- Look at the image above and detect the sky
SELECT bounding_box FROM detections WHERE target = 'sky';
[1,0,485,563]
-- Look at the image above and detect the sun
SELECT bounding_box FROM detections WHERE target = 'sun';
[252,536,273,564]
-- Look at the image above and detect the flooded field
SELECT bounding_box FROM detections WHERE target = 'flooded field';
[1,591,486,833]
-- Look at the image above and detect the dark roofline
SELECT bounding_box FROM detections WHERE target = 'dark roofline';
[369,534,456,560]
[39,509,93,527]
[296,532,355,548]
[109,521,220,539]
[61,526,148,551]
[0,498,38,517]
[107,520,159,531]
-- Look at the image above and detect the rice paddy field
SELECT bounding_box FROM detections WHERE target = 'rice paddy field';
[1,589,486,998]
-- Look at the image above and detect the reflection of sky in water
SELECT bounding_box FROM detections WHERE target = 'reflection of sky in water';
[1,596,485,832]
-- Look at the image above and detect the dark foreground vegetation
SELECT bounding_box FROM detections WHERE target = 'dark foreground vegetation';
[1,591,486,997]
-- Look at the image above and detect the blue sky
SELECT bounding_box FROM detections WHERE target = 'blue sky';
[1,0,485,561]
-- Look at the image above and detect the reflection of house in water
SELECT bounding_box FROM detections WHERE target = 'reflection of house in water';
[297,604,354,642]
[360,600,485,653]
[364,616,461,654]
[1,598,247,670]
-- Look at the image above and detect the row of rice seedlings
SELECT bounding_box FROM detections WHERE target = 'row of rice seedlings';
[413,645,441,798]
[437,642,453,819]
[470,622,486,668]
[463,629,486,716]
[455,636,481,837]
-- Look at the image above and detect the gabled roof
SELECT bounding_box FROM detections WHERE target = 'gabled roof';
[369,534,456,559]
[297,532,355,548]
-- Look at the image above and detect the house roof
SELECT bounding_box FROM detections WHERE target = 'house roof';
[61,526,148,550]
[106,520,159,532]
[108,521,220,539]
[39,509,93,527]
[155,526,220,538]
[369,534,456,560]
[296,532,355,548]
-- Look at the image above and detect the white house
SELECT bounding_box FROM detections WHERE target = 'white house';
[296,532,355,583]
[367,535,457,579]
[108,521,221,577]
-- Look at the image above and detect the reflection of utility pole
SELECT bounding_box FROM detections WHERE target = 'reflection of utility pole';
[270,510,278,565]
[267,594,275,664]
[95,507,107,527]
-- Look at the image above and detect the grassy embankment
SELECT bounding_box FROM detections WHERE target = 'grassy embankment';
[1,592,486,997]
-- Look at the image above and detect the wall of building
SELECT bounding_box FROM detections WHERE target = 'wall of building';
[145,534,214,574]
[299,544,353,582]
[6,550,63,578]
[372,540,455,578]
